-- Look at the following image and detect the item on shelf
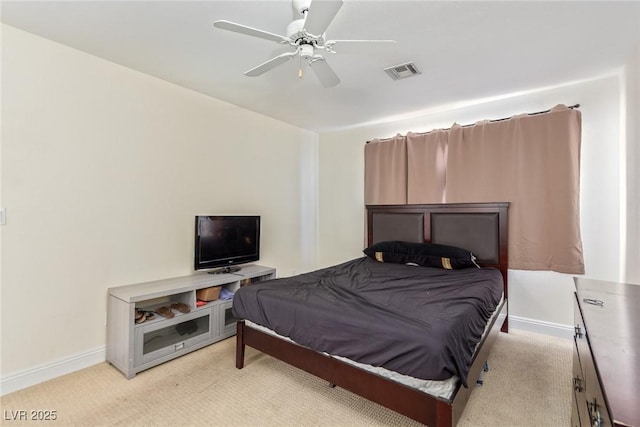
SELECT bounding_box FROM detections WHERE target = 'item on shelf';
[155,306,175,318]
[219,288,235,300]
[170,302,191,313]
[240,278,251,287]
[175,320,198,336]
[193,216,260,271]
[196,286,221,301]
[134,309,155,324]
[196,300,207,307]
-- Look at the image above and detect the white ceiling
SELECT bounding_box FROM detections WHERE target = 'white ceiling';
[2,1,639,132]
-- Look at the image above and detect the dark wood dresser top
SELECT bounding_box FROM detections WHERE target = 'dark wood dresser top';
[574,277,640,427]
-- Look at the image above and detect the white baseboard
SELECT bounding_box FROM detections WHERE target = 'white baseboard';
[509,315,574,340]
[1,346,106,396]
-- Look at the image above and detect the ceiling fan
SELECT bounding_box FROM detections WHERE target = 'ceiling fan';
[213,0,396,88]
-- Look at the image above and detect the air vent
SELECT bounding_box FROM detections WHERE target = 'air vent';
[384,62,421,80]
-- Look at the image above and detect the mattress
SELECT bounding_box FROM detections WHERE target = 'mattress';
[233,257,504,387]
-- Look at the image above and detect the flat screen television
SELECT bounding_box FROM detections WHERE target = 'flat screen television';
[194,215,260,273]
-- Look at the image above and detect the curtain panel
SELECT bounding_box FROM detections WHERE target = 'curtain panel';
[406,131,448,204]
[364,105,584,274]
[364,135,408,204]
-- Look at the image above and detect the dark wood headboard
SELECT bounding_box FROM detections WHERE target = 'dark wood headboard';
[366,202,509,304]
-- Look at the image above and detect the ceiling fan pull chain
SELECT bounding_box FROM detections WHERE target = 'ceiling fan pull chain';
[299,54,303,79]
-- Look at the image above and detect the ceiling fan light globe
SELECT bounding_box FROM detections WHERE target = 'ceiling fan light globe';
[300,44,314,59]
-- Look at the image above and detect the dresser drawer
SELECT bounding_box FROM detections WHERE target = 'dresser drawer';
[573,295,587,380]
[571,389,581,427]
[573,292,613,427]
[581,343,612,427]
[572,341,587,427]
[572,294,588,426]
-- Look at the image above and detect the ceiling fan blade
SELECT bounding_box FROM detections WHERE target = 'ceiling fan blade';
[303,0,343,36]
[214,20,291,44]
[309,57,340,88]
[325,40,397,54]
[245,51,298,77]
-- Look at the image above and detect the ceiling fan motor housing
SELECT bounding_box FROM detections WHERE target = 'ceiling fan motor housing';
[287,19,322,48]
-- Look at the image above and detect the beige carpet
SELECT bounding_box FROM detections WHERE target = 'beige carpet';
[0,329,572,426]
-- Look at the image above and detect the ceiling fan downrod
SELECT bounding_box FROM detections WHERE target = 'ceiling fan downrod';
[292,0,312,17]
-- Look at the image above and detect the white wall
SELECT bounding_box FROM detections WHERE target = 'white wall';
[318,75,624,331]
[624,42,640,284]
[0,25,316,381]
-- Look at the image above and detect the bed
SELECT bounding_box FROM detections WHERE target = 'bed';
[234,202,509,426]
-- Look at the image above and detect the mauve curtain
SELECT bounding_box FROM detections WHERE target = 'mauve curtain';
[364,135,407,204]
[363,104,584,274]
[406,131,448,203]
[446,105,584,273]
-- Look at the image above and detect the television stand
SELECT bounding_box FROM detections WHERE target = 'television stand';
[106,264,275,379]
[208,266,241,275]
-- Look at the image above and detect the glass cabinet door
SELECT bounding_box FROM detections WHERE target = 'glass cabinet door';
[220,300,237,339]
[134,309,215,367]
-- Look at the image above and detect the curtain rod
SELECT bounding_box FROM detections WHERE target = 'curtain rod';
[366,104,580,144]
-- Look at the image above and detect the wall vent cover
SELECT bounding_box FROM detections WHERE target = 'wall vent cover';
[384,62,421,80]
